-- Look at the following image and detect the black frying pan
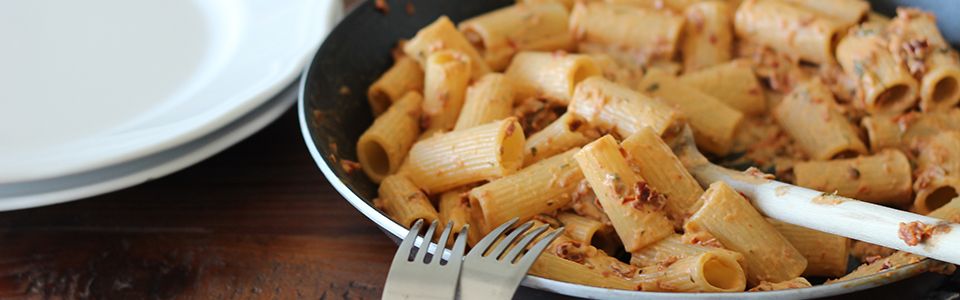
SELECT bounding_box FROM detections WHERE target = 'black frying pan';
[299,1,958,298]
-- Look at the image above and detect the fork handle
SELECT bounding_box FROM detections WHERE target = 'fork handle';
[689,163,960,265]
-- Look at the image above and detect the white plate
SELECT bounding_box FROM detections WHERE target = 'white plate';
[0,0,339,183]
[0,81,297,211]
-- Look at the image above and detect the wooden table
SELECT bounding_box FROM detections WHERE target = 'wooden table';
[0,108,572,299]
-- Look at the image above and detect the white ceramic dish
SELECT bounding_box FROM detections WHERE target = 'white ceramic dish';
[0,81,297,211]
[0,0,339,183]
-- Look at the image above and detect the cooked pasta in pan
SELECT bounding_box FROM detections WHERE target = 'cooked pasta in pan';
[359,0,960,292]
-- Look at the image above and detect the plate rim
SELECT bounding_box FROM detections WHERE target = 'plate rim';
[0,0,341,183]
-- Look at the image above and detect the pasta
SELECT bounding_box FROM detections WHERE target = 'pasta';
[523,113,594,166]
[793,149,913,206]
[459,2,574,71]
[568,76,682,138]
[357,91,422,183]
[767,218,850,277]
[404,118,525,194]
[780,0,869,28]
[888,8,960,111]
[367,56,424,116]
[685,182,807,285]
[356,1,960,293]
[469,148,583,232]
[376,175,439,227]
[453,73,515,130]
[575,135,674,252]
[734,0,842,64]
[570,2,685,66]
[630,234,744,268]
[773,78,867,160]
[681,1,734,72]
[636,252,746,292]
[639,71,744,155]
[620,127,705,223]
[422,50,472,132]
[912,131,960,214]
[836,22,919,114]
[403,16,490,79]
[679,59,766,115]
[505,51,601,105]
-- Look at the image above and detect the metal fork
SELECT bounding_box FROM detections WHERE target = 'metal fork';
[458,218,565,300]
[383,219,468,300]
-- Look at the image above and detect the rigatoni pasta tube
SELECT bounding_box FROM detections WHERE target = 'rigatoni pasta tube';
[402,16,490,79]
[918,50,960,112]
[684,182,807,285]
[422,50,471,132]
[524,113,592,166]
[530,230,642,290]
[505,51,601,105]
[638,72,744,155]
[405,118,525,194]
[794,149,913,206]
[681,1,733,72]
[570,2,685,64]
[529,252,640,290]
[453,73,514,130]
[377,175,440,227]
[780,0,869,28]
[459,2,574,71]
[636,252,747,292]
[774,79,867,160]
[767,218,850,277]
[357,92,422,183]
[469,148,583,231]
[629,235,744,268]
[889,8,960,111]
[519,0,574,10]
[836,23,919,114]
[557,213,603,245]
[861,115,903,151]
[568,77,682,138]
[438,189,471,236]
[913,131,960,214]
[605,0,701,11]
[574,135,674,252]
[679,59,766,115]
[734,0,842,64]
[620,127,705,222]
[367,56,424,115]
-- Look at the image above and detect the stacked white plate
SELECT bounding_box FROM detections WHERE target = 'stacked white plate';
[0,0,342,211]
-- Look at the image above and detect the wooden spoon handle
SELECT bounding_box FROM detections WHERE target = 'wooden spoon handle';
[689,163,960,265]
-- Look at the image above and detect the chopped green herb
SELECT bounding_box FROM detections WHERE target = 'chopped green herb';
[531,146,538,156]
[853,61,865,78]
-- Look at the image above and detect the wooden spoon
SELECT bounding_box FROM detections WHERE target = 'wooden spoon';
[666,125,960,265]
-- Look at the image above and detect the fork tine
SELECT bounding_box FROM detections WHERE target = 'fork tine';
[516,228,565,269]
[433,221,454,265]
[448,224,469,264]
[415,220,439,263]
[501,225,549,263]
[487,221,534,259]
[394,219,424,262]
[467,217,518,258]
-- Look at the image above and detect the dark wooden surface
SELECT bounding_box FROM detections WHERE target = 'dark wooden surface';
[0,108,396,299]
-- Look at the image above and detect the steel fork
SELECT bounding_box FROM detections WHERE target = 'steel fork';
[382,219,468,300]
[458,218,565,300]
